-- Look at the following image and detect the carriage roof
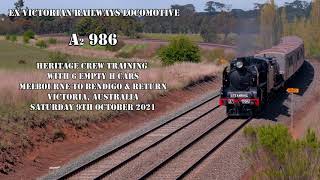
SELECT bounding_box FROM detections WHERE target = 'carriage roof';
[255,36,304,57]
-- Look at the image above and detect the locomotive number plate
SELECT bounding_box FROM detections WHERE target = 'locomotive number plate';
[241,99,251,104]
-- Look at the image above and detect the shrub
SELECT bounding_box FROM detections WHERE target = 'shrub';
[105,40,125,52]
[48,52,69,63]
[23,36,30,44]
[5,34,10,40]
[35,40,47,48]
[18,60,26,64]
[158,36,200,65]
[23,30,35,39]
[243,124,320,179]
[48,38,57,44]
[10,35,17,42]
[52,129,66,142]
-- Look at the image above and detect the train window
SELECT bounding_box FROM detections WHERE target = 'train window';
[288,56,293,66]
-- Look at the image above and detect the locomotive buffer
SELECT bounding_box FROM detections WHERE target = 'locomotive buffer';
[287,88,299,130]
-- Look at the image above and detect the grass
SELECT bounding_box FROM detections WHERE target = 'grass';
[201,48,236,65]
[48,38,57,44]
[0,40,49,69]
[0,40,102,70]
[0,62,221,155]
[0,36,223,173]
[81,43,107,51]
[116,44,147,58]
[140,33,203,42]
[140,33,239,45]
[119,44,146,53]
[81,43,145,58]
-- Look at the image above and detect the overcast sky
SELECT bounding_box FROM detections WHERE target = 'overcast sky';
[0,0,312,14]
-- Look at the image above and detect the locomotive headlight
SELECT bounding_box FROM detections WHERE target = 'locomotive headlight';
[236,61,243,69]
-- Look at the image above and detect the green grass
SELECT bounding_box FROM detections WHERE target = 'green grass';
[81,43,107,51]
[0,40,102,70]
[82,43,145,53]
[119,44,146,53]
[115,44,147,58]
[0,40,50,69]
[140,33,203,42]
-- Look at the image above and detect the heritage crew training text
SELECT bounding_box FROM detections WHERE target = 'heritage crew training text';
[36,62,148,70]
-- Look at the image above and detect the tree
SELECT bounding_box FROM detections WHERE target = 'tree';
[205,1,216,14]
[254,3,266,10]
[14,0,24,10]
[285,0,309,9]
[213,2,227,12]
[311,0,320,25]
[284,0,310,21]
[309,0,320,57]
[204,1,230,13]
[280,7,289,36]
[214,12,235,42]
[200,17,217,42]
[76,17,98,36]
[259,0,280,48]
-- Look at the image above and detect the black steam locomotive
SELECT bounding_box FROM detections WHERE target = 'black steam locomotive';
[220,36,304,116]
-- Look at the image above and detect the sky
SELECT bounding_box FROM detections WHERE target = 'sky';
[0,0,312,14]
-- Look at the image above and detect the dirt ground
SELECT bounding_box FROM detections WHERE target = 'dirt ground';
[289,60,320,138]
[0,78,221,180]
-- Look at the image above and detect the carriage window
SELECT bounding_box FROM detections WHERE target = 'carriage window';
[288,56,293,66]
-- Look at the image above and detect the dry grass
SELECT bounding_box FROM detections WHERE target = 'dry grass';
[201,48,236,65]
[48,44,117,58]
[0,70,44,106]
[0,62,221,158]
[0,62,221,126]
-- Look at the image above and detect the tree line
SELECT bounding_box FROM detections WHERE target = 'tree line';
[1,0,319,57]
[259,0,320,57]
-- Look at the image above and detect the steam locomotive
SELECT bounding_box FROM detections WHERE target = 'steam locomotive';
[219,36,305,116]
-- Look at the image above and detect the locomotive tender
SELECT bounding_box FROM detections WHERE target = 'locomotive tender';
[220,36,305,116]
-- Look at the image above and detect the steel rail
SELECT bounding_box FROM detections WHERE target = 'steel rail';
[138,117,230,180]
[59,94,220,179]
[94,105,221,179]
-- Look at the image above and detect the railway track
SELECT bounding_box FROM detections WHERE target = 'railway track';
[43,92,252,180]
[176,117,252,179]
[52,94,220,180]
[138,117,252,180]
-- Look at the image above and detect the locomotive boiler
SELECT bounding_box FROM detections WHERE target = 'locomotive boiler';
[219,36,305,116]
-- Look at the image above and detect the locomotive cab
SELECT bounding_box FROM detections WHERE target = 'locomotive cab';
[220,57,269,117]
